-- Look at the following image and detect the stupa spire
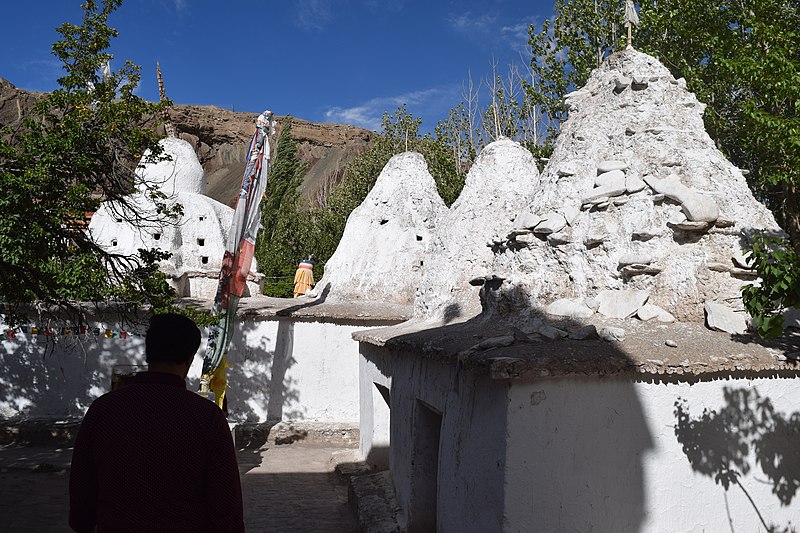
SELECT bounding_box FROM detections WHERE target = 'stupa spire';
[157,62,177,138]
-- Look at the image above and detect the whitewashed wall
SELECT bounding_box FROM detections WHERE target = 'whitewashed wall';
[223,318,365,423]
[0,316,381,425]
[505,376,800,533]
[0,326,147,420]
[360,344,510,532]
[359,343,800,533]
[359,347,393,469]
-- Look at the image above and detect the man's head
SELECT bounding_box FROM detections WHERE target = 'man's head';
[145,313,201,365]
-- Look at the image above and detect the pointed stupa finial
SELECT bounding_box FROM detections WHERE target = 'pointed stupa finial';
[624,0,640,49]
[157,62,177,138]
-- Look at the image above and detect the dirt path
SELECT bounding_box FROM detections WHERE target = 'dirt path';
[0,444,359,532]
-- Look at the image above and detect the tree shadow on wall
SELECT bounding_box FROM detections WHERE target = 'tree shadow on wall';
[222,317,303,425]
[0,321,149,425]
[675,386,800,531]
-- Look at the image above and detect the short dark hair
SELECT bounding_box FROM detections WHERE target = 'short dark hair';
[145,313,201,364]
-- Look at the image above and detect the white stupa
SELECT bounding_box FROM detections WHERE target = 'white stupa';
[89,137,263,299]
[494,48,781,329]
[314,152,447,304]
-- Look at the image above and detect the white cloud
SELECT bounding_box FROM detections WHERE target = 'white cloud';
[295,0,334,31]
[447,11,497,33]
[448,11,537,57]
[323,87,458,131]
[172,0,187,11]
[501,22,534,54]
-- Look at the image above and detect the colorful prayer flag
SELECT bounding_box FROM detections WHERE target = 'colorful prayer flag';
[201,110,274,409]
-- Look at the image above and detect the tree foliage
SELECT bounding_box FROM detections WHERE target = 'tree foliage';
[742,236,800,338]
[0,0,179,323]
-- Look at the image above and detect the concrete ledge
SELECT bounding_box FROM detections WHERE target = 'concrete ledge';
[1,419,360,449]
[349,470,402,533]
[0,419,81,446]
[178,295,412,324]
[235,421,360,449]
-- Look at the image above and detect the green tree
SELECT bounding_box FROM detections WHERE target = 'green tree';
[0,0,178,323]
[742,235,800,337]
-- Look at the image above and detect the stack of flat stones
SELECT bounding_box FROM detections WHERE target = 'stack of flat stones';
[507,157,734,250]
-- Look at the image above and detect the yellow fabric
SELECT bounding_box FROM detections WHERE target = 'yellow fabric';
[208,355,228,409]
[293,268,315,298]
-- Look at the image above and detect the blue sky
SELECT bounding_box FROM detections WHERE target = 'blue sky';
[0,0,554,132]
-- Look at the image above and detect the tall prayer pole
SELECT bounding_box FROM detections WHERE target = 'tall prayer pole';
[624,0,640,48]
[201,110,275,409]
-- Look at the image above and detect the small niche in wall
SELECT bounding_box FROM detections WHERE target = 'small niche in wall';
[111,239,118,247]
[201,256,209,265]
[416,235,423,241]
[199,215,205,222]
[374,383,391,407]
[197,238,205,246]
[153,233,161,241]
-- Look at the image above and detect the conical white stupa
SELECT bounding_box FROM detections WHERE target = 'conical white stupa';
[316,152,447,304]
[89,137,263,298]
[495,48,780,328]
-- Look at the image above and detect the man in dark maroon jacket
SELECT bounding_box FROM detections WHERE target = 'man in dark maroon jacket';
[69,313,245,533]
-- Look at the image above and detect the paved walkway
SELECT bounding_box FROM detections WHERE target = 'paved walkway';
[0,443,359,532]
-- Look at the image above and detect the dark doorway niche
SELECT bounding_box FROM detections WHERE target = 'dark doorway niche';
[409,399,441,532]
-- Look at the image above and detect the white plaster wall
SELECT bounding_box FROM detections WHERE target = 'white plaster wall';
[223,319,364,424]
[359,348,393,468]
[0,316,375,425]
[505,376,800,533]
[361,344,509,532]
[0,326,147,419]
[89,191,236,283]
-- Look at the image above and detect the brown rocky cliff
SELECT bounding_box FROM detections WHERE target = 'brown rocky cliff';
[0,78,45,132]
[0,77,374,208]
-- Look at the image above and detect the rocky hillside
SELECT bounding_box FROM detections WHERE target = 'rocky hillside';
[0,77,374,208]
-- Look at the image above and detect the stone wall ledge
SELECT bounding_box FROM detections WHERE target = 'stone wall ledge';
[354,317,800,380]
[178,296,412,325]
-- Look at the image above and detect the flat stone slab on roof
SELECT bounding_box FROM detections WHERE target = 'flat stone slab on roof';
[354,317,800,379]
